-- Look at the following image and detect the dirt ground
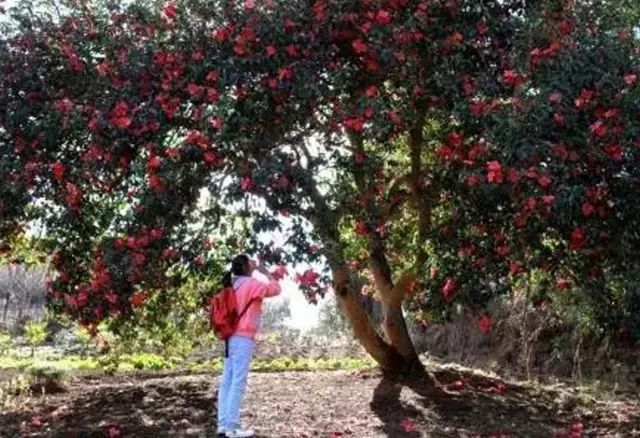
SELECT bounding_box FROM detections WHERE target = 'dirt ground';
[1,367,639,438]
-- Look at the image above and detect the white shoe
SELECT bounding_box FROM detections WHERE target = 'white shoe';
[226,428,254,438]
[216,426,226,436]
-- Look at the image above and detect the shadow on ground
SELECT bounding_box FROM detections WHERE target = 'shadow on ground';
[2,368,638,437]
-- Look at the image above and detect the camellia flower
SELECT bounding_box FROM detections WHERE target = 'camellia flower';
[129,292,148,308]
[487,161,503,183]
[478,315,492,335]
[50,162,65,182]
[401,419,416,433]
[503,69,525,87]
[441,277,457,301]
[109,101,132,129]
[569,227,585,251]
[623,73,637,86]
[352,38,367,54]
[296,269,320,287]
[240,176,254,191]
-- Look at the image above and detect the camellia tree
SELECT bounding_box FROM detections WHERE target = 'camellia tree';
[1,0,640,376]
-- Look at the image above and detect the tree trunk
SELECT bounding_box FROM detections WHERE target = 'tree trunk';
[332,265,424,376]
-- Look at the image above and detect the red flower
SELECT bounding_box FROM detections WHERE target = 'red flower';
[343,117,364,133]
[234,42,247,56]
[109,101,132,129]
[296,269,320,287]
[312,1,326,22]
[203,150,221,166]
[266,45,277,56]
[509,262,524,275]
[55,98,74,113]
[437,146,453,160]
[623,73,637,86]
[162,3,176,21]
[569,227,585,251]
[148,155,161,170]
[581,202,595,217]
[105,292,118,305]
[487,161,503,183]
[441,278,457,301]
[503,70,525,87]
[554,112,565,125]
[541,195,556,205]
[352,39,367,55]
[107,424,121,438]
[244,0,255,10]
[278,67,293,81]
[478,315,492,335]
[130,292,148,308]
[355,220,368,236]
[496,245,511,257]
[365,85,379,98]
[447,132,463,147]
[240,177,254,191]
[508,168,521,184]
[548,92,563,104]
[589,121,607,138]
[537,174,552,189]
[401,419,416,433]
[186,83,203,98]
[149,174,164,191]
[575,89,595,108]
[556,278,571,290]
[65,182,83,211]
[376,10,392,25]
[210,117,223,130]
[50,162,65,182]
[388,109,402,126]
[362,107,375,119]
[603,143,623,161]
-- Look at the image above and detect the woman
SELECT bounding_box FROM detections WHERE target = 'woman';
[217,254,281,438]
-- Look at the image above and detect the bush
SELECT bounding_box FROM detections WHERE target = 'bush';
[0,331,13,356]
[24,320,47,357]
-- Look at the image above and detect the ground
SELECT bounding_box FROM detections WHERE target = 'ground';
[1,365,639,438]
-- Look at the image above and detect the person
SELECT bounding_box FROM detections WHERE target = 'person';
[217,254,281,438]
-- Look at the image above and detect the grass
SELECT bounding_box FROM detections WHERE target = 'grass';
[0,350,375,376]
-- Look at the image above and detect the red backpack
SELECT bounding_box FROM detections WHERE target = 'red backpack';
[209,286,254,341]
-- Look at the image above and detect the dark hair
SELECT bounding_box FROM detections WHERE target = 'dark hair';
[222,254,251,288]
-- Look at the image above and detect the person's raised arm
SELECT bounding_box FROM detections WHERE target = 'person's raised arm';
[251,264,281,298]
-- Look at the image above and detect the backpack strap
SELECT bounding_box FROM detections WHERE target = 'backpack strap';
[237,297,257,321]
[224,297,258,359]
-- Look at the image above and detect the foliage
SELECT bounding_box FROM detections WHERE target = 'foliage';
[314,296,350,338]
[0,331,13,355]
[1,0,640,368]
[23,320,47,357]
[0,374,31,410]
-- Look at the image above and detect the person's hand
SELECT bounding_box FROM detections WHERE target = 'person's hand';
[255,263,274,279]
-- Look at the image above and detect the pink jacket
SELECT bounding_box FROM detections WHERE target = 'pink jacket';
[232,275,281,339]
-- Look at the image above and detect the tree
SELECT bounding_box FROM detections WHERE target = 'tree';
[1,0,639,376]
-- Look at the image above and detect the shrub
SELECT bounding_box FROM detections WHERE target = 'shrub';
[24,320,47,357]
